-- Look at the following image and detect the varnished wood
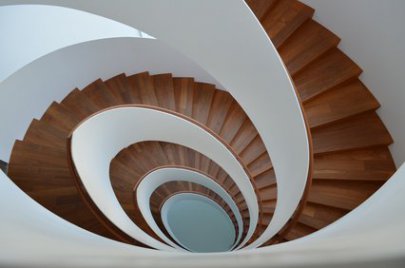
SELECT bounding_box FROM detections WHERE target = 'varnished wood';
[311,112,393,154]
[153,73,176,111]
[278,20,340,76]
[246,0,279,21]
[8,0,398,246]
[248,0,395,244]
[192,82,216,125]
[294,48,362,102]
[304,80,380,129]
[261,0,314,48]
[105,73,135,104]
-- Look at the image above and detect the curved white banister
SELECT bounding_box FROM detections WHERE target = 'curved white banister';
[136,167,243,250]
[0,0,311,246]
[161,193,236,253]
[71,107,258,249]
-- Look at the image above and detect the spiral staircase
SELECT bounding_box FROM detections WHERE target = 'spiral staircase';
[0,0,404,267]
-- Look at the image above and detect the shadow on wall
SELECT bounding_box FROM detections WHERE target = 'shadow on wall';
[0,160,7,173]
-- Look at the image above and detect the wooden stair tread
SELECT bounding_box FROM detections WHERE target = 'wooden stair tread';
[298,202,347,230]
[173,77,194,117]
[24,119,67,148]
[207,90,234,134]
[41,101,81,132]
[105,73,138,104]
[230,118,258,154]
[259,185,277,201]
[239,135,268,165]
[305,80,380,129]
[261,0,314,48]
[246,0,279,21]
[82,79,122,108]
[220,102,247,143]
[192,82,216,125]
[248,152,273,176]
[278,19,340,76]
[152,73,176,111]
[9,140,67,168]
[313,147,395,181]
[254,169,276,189]
[294,48,363,102]
[307,180,383,210]
[61,88,100,119]
[311,112,393,154]
[284,222,317,241]
[128,72,158,106]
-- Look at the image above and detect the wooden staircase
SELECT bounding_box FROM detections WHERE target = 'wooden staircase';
[110,141,249,245]
[4,0,396,249]
[7,72,276,247]
[246,0,395,243]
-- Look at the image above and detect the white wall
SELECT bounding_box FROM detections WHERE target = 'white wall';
[0,37,222,161]
[301,0,405,167]
[0,5,145,81]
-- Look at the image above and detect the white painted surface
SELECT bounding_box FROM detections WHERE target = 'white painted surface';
[136,167,243,249]
[0,37,221,161]
[301,0,405,167]
[0,5,145,82]
[1,164,405,266]
[1,0,310,247]
[71,107,258,249]
[161,193,235,253]
[0,170,170,266]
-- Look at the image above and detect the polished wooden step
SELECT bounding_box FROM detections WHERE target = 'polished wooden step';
[105,73,135,104]
[311,112,393,154]
[304,80,380,129]
[278,19,340,76]
[294,48,363,102]
[246,0,279,21]
[153,73,176,111]
[261,0,314,48]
